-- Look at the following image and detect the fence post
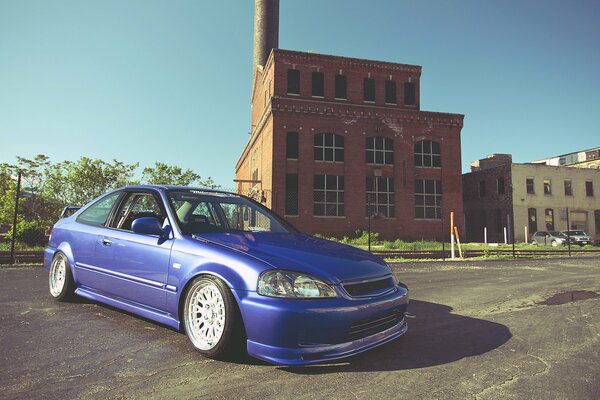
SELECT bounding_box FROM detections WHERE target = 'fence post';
[507,213,515,258]
[524,226,528,244]
[450,211,455,260]
[484,226,487,245]
[503,227,507,244]
[367,194,371,252]
[10,171,22,266]
[566,207,571,257]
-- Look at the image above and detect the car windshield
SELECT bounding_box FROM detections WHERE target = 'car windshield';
[549,231,566,237]
[167,190,295,235]
[566,231,585,236]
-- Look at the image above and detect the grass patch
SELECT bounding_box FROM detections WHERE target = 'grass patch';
[0,242,46,252]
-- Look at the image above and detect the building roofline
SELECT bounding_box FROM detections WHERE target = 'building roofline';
[272,48,422,73]
[531,146,600,163]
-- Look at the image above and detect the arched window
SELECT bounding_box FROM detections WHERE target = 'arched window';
[414,140,441,167]
[314,133,344,162]
[366,136,394,165]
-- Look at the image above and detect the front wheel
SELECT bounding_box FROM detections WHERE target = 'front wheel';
[551,240,558,247]
[183,276,244,359]
[49,253,76,301]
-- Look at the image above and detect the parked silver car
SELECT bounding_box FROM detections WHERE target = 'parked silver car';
[531,231,568,247]
[561,230,593,246]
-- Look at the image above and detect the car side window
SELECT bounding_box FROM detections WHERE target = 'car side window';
[112,193,165,231]
[77,192,121,226]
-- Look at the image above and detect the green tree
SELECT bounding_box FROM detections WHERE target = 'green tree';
[44,157,138,206]
[141,162,218,188]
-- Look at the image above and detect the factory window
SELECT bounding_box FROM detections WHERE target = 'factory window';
[366,177,395,217]
[312,72,324,97]
[287,69,300,95]
[314,133,344,162]
[286,132,298,159]
[545,208,554,231]
[528,208,537,234]
[526,177,535,194]
[564,179,572,196]
[479,181,486,197]
[335,74,347,99]
[366,136,394,165]
[404,82,416,105]
[586,180,594,196]
[385,80,397,104]
[414,140,441,167]
[285,174,298,215]
[314,175,344,217]
[415,179,442,219]
[497,178,505,194]
[543,178,552,195]
[364,78,375,102]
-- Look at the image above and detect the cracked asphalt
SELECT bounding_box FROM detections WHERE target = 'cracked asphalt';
[1,257,599,399]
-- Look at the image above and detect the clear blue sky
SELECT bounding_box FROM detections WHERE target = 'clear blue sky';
[1,0,599,188]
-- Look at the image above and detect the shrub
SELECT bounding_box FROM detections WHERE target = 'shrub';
[348,230,380,246]
[8,220,47,246]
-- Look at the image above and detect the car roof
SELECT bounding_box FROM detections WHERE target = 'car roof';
[119,185,236,196]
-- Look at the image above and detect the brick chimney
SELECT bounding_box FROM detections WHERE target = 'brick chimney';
[253,0,279,81]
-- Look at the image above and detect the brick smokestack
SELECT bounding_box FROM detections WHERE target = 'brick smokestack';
[253,0,279,80]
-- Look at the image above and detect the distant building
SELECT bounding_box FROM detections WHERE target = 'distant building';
[532,146,600,169]
[235,0,465,240]
[463,154,600,243]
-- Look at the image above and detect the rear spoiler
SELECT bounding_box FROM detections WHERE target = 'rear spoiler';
[60,206,81,218]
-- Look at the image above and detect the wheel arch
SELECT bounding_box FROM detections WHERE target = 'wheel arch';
[52,242,78,280]
[177,264,251,333]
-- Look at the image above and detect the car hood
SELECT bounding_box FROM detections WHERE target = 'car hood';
[192,232,392,284]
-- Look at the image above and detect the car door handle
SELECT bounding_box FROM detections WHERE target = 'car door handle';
[102,239,112,246]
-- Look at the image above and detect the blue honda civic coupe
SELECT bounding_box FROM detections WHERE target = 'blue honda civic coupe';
[45,185,409,365]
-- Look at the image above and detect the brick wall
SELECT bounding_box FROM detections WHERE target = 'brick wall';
[237,49,464,241]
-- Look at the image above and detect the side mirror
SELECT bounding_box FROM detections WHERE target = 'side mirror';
[132,217,164,236]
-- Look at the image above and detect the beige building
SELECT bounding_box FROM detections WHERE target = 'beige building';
[463,154,600,243]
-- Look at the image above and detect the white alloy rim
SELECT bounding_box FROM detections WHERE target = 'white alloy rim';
[185,281,226,350]
[49,255,67,297]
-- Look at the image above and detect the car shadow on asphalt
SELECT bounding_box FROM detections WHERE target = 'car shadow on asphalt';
[280,299,512,374]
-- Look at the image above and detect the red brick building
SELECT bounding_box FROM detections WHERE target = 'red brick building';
[235,1,464,240]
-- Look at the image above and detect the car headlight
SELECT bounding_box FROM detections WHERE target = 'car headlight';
[257,270,337,298]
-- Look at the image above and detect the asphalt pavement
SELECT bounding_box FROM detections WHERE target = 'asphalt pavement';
[1,257,599,399]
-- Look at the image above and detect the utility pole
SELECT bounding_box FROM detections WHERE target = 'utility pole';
[10,171,22,266]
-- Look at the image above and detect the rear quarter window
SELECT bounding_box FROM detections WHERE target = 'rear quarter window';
[76,192,120,226]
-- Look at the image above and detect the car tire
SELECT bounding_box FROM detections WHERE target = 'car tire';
[48,252,76,301]
[551,240,558,247]
[183,275,245,359]
[531,240,537,245]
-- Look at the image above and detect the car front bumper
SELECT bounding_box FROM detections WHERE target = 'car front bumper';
[233,285,409,366]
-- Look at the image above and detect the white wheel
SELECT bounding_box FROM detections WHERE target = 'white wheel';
[49,253,75,301]
[183,276,244,358]
[551,240,558,247]
[185,280,226,350]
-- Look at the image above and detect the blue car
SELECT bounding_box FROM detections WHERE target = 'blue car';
[45,186,409,366]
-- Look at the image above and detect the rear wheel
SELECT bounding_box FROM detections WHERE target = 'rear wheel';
[183,276,244,359]
[49,253,76,301]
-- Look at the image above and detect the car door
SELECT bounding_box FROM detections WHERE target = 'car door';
[99,190,173,311]
[71,191,123,289]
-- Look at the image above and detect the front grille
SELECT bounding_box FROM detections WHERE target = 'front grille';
[348,310,404,340]
[343,277,394,297]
